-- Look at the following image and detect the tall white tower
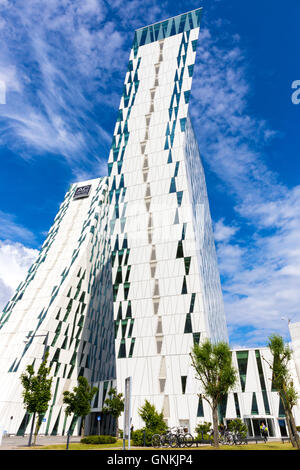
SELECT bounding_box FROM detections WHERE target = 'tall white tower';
[107,9,228,430]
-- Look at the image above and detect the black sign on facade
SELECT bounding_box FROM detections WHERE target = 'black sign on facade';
[73,185,92,200]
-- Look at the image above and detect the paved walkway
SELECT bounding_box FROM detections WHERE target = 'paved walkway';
[0,435,82,450]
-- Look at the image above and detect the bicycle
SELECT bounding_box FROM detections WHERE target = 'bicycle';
[151,433,161,448]
[171,426,194,448]
[219,430,234,445]
[234,433,247,445]
[160,428,178,448]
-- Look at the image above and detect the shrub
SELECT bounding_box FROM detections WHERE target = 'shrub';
[131,428,154,447]
[80,435,117,445]
[195,422,212,441]
[138,400,168,434]
[227,419,247,438]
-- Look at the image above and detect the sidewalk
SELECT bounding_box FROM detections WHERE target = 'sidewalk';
[0,434,82,450]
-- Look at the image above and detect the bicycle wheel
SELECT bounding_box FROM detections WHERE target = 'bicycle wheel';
[177,434,185,448]
[151,434,161,448]
[184,433,194,447]
[160,434,169,448]
[168,435,178,448]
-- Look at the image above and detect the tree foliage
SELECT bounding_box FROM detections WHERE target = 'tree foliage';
[63,376,98,437]
[138,400,168,433]
[266,334,300,449]
[190,340,237,447]
[102,387,124,437]
[20,351,52,445]
[102,388,124,419]
[195,421,212,441]
[227,419,247,438]
[131,400,168,447]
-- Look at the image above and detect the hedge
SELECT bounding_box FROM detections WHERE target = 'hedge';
[80,435,117,445]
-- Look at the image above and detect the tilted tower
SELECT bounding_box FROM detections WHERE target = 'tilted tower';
[0,9,229,436]
[107,8,228,429]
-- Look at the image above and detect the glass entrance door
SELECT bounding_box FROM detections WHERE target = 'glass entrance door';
[252,419,261,436]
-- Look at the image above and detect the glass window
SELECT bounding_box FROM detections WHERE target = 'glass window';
[184,256,191,274]
[234,393,241,418]
[128,338,135,358]
[176,240,184,258]
[176,191,183,206]
[169,177,176,193]
[118,339,126,358]
[181,276,187,294]
[278,419,288,437]
[236,351,248,392]
[197,396,204,417]
[251,392,259,415]
[184,313,192,333]
[193,332,200,345]
[181,376,187,394]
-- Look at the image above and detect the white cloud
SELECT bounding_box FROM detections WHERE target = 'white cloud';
[215,191,300,346]
[0,210,35,243]
[0,240,38,310]
[214,218,239,242]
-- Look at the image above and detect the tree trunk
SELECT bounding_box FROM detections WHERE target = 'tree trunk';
[280,393,297,448]
[286,414,296,448]
[81,417,85,438]
[287,406,300,450]
[116,417,119,439]
[28,411,36,447]
[33,416,41,446]
[212,402,219,448]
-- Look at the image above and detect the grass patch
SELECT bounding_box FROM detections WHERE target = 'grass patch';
[37,439,126,450]
[32,440,296,451]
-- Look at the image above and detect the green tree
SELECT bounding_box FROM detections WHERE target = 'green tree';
[138,400,168,433]
[20,351,52,446]
[102,387,124,438]
[131,400,168,447]
[190,340,237,448]
[266,334,300,449]
[63,376,98,437]
[227,418,247,438]
[195,421,212,441]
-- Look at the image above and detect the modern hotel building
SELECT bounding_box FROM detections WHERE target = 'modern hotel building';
[0,9,299,440]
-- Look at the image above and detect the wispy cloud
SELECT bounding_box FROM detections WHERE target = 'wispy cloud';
[189,23,300,346]
[0,0,171,180]
[0,210,36,244]
[0,240,38,310]
[214,189,300,347]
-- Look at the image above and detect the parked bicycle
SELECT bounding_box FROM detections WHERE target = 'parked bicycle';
[219,430,247,446]
[151,428,177,448]
[151,426,194,448]
[171,426,194,447]
[219,430,235,445]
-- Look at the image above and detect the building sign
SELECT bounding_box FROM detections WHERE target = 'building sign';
[73,185,91,200]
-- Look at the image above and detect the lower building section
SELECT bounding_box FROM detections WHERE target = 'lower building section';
[0,179,299,439]
[0,177,116,436]
[111,345,300,439]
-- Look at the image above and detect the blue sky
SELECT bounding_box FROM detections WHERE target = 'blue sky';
[0,0,299,348]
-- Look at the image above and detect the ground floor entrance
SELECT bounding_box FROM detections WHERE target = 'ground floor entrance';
[244,417,275,437]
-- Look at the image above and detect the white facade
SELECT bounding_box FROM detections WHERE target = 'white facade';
[107,8,229,432]
[0,177,115,436]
